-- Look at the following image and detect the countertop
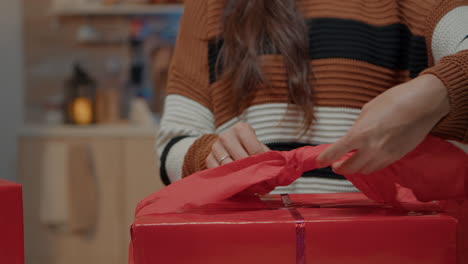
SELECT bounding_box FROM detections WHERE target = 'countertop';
[19,124,158,138]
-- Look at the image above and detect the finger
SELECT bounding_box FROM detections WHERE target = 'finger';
[219,133,249,160]
[212,141,235,165]
[236,126,267,155]
[317,136,357,168]
[206,153,218,169]
[220,157,234,165]
[262,144,270,152]
[332,150,371,175]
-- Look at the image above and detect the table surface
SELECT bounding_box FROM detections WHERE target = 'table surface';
[18,124,158,138]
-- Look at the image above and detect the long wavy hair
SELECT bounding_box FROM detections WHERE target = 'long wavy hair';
[218,0,314,129]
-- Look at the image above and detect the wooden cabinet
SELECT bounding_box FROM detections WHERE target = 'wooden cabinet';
[18,125,164,264]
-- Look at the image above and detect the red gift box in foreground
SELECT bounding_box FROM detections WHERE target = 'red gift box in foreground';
[0,180,24,264]
[130,193,457,264]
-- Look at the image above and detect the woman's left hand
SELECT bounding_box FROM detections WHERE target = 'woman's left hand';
[316,74,451,175]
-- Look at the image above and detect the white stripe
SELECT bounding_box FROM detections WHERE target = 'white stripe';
[294,177,356,186]
[448,140,468,153]
[271,185,294,194]
[217,104,360,144]
[271,177,358,194]
[432,6,468,63]
[272,187,358,194]
[162,95,215,133]
[158,95,215,157]
[157,95,215,182]
[293,184,357,192]
[166,137,199,183]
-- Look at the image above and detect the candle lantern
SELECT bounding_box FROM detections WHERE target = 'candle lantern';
[64,63,96,125]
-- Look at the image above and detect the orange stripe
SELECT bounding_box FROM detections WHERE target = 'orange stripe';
[204,0,438,39]
[206,0,226,39]
[167,68,212,110]
[210,57,410,127]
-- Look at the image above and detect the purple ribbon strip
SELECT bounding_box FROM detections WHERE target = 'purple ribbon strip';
[281,194,306,264]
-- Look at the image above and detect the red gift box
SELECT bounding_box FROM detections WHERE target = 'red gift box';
[0,180,24,264]
[130,193,457,264]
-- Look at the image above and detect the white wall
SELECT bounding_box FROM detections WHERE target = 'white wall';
[0,0,24,181]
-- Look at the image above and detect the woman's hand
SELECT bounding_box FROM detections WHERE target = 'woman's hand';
[206,122,270,169]
[317,74,451,175]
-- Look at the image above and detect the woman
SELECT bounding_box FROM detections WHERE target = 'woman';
[157,0,468,194]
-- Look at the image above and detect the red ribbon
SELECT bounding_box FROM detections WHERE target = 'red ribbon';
[281,194,306,264]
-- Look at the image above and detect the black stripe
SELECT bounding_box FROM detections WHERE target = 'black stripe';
[160,136,191,186]
[266,142,346,180]
[307,18,427,78]
[267,142,313,151]
[208,18,428,83]
[302,167,346,180]
[208,39,224,84]
[459,35,468,47]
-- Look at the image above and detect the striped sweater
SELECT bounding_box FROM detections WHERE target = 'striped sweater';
[157,0,468,193]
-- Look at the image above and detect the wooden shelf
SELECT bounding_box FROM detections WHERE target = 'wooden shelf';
[52,3,183,16]
[19,124,158,138]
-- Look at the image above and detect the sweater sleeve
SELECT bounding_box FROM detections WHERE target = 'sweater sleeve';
[157,0,217,185]
[420,0,468,143]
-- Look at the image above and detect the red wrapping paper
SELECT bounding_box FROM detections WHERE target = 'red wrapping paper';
[130,193,457,264]
[136,136,467,216]
[0,180,24,264]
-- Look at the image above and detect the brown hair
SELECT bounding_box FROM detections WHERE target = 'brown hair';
[219,0,314,129]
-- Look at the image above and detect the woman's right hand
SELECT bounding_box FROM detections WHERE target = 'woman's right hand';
[206,122,270,169]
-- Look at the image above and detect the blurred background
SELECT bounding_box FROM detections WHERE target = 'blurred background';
[1,0,181,263]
